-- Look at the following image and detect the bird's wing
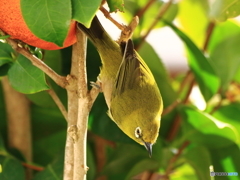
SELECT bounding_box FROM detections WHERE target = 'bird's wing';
[113,39,148,96]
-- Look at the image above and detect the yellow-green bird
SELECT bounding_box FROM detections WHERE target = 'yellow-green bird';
[78,16,163,156]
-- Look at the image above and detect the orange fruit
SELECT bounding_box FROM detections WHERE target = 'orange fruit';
[0,0,76,50]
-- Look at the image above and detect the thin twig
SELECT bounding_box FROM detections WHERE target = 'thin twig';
[22,162,44,171]
[0,29,68,89]
[167,115,181,141]
[177,70,192,95]
[164,141,190,179]
[135,0,156,18]
[166,72,194,141]
[47,89,68,121]
[202,21,215,52]
[100,6,139,43]
[136,0,174,50]
[182,76,195,104]
[162,100,180,116]
[209,98,223,114]
[99,6,124,31]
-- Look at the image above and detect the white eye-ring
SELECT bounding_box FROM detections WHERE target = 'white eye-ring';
[135,127,142,138]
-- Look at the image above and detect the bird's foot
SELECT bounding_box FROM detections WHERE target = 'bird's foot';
[90,77,102,92]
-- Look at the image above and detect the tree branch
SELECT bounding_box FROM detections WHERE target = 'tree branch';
[0,29,68,89]
[202,21,215,52]
[63,24,100,180]
[47,88,68,121]
[135,0,156,19]
[136,0,174,50]
[164,141,190,179]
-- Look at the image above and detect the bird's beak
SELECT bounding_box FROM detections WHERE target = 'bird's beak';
[144,142,153,157]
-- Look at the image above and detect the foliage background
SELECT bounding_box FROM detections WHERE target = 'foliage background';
[1,0,240,179]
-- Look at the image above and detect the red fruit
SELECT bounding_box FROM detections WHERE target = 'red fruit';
[0,0,76,50]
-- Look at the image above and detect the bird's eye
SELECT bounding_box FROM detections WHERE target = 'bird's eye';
[135,127,142,138]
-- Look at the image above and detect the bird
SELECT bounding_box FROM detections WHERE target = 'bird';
[77,16,163,157]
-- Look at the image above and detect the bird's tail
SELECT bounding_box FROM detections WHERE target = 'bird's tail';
[77,16,122,75]
[77,16,114,47]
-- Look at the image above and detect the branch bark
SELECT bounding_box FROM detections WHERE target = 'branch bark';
[63,25,100,180]
[0,29,68,89]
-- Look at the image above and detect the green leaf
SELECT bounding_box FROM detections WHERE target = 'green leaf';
[106,0,124,12]
[0,135,6,153]
[102,143,147,176]
[8,55,49,94]
[33,153,64,180]
[184,145,211,180]
[33,131,66,166]
[209,142,240,180]
[31,105,66,165]
[209,0,240,21]
[212,103,240,143]
[125,159,159,180]
[26,50,64,107]
[71,0,102,28]
[20,0,72,46]
[0,42,13,65]
[0,64,12,77]
[0,35,10,40]
[123,0,178,33]
[0,43,13,76]
[87,144,96,180]
[138,41,177,107]
[177,0,209,47]
[166,21,220,101]
[170,163,198,180]
[0,156,25,180]
[180,106,240,148]
[208,21,240,52]
[209,35,240,91]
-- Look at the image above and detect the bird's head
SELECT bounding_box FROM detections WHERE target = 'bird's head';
[117,110,161,157]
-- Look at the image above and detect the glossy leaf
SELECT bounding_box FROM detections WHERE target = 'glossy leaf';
[102,143,147,176]
[0,135,6,153]
[106,0,124,12]
[209,0,240,21]
[8,55,49,94]
[170,163,198,180]
[0,42,13,65]
[166,21,220,101]
[33,153,64,180]
[125,159,160,180]
[0,64,12,76]
[71,0,102,28]
[138,41,177,107]
[33,131,66,165]
[212,103,240,139]
[86,144,96,180]
[180,106,240,148]
[184,145,211,180]
[0,156,25,180]
[21,0,72,46]
[208,21,240,91]
[31,105,66,165]
[177,0,209,47]
[123,0,178,32]
[209,142,240,180]
[27,50,64,107]
[208,21,240,52]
